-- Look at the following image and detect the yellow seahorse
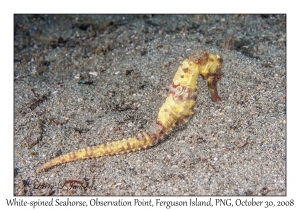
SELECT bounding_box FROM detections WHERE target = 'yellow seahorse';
[36,50,223,173]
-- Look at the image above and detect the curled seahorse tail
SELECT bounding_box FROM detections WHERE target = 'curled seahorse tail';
[36,122,166,173]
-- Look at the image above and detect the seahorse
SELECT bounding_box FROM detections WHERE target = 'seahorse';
[36,50,223,173]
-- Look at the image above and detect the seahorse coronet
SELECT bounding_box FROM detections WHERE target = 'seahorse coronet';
[36,50,224,173]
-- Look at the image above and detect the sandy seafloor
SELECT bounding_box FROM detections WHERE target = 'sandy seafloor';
[14,14,286,196]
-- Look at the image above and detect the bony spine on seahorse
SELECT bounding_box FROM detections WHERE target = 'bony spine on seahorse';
[36,50,223,173]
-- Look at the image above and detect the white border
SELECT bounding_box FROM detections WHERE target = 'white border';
[1,1,298,209]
